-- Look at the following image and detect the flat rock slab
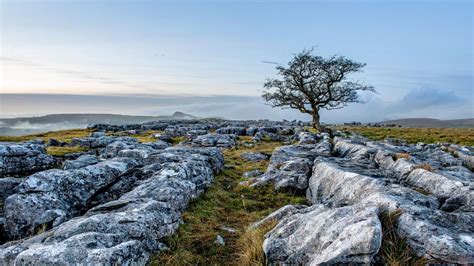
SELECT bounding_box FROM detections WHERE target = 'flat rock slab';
[263,204,382,265]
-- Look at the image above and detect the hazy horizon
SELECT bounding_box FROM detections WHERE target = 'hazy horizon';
[1,0,473,121]
[1,93,473,123]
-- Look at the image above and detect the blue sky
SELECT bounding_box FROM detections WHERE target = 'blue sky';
[0,0,472,121]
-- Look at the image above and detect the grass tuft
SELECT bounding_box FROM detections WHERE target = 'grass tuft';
[379,210,430,266]
[415,162,433,172]
[236,220,278,266]
[394,153,411,161]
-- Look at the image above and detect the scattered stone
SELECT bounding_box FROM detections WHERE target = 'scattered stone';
[214,235,225,246]
[240,152,269,162]
[220,226,237,234]
[90,131,106,138]
[242,170,263,178]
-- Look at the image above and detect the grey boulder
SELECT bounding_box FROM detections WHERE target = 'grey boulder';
[0,142,55,176]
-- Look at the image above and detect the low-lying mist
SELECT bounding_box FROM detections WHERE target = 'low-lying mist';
[0,121,88,136]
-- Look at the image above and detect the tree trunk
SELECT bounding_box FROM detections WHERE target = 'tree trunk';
[311,109,324,132]
[311,108,334,137]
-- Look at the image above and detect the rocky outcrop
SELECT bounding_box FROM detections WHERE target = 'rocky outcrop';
[0,142,55,177]
[3,157,139,239]
[216,127,246,136]
[1,119,473,265]
[297,132,319,144]
[251,141,332,190]
[101,139,170,159]
[306,160,474,263]
[257,134,473,264]
[71,136,137,149]
[192,133,237,148]
[0,147,223,265]
[263,204,382,265]
[63,154,100,170]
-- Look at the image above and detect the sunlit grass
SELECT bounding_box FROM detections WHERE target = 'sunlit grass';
[46,146,88,156]
[0,128,92,143]
[337,126,474,146]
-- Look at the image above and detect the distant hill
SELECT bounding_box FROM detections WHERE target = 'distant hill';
[376,118,474,128]
[0,112,199,136]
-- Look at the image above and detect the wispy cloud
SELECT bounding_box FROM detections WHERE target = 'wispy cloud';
[0,56,153,91]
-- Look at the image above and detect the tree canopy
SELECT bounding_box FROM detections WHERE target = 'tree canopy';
[262,49,376,131]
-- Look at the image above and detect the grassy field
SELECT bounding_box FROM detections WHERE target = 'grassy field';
[151,137,306,265]
[0,128,92,143]
[337,126,474,146]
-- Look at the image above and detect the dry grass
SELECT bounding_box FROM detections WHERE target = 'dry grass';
[379,210,430,266]
[303,126,319,133]
[151,139,306,265]
[412,187,431,196]
[128,130,164,143]
[337,126,474,146]
[236,220,278,266]
[394,153,411,161]
[415,162,433,172]
[0,128,92,143]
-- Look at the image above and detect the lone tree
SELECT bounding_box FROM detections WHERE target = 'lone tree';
[262,50,376,131]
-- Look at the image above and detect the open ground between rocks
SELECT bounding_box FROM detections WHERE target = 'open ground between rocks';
[0,120,473,265]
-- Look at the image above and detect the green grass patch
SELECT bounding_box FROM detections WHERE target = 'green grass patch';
[303,126,319,133]
[46,146,88,157]
[151,139,305,265]
[170,136,186,145]
[337,126,474,146]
